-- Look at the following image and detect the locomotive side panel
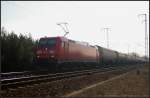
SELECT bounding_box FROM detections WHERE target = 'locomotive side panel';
[56,37,68,63]
[66,40,98,63]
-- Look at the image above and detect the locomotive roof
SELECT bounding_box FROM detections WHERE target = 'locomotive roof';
[40,36,65,39]
[40,36,96,48]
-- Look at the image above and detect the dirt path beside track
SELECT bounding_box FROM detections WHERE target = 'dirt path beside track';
[65,64,149,97]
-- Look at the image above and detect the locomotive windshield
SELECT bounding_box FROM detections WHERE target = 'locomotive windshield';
[38,38,56,47]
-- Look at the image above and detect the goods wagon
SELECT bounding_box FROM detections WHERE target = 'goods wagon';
[96,46,118,65]
[137,57,146,63]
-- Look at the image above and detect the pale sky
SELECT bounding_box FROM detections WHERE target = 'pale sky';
[1,1,149,57]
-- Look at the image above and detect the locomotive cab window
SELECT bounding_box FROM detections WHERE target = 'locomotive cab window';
[47,39,56,45]
[39,38,56,47]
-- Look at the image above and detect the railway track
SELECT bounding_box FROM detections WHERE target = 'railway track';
[1,64,142,90]
[1,67,103,79]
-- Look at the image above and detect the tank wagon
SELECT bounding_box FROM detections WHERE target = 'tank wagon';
[35,36,146,70]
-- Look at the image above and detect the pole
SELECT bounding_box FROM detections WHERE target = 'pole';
[127,44,129,55]
[145,14,148,59]
[138,14,148,59]
[106,30,109,48]
[102,28,111,48]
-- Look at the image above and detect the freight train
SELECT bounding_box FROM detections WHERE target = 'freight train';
[35,36,146,70]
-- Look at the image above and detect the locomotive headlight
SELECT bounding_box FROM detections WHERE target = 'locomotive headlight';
[49,50,54,54]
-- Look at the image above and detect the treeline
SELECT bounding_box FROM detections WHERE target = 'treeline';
[1,27,38,72]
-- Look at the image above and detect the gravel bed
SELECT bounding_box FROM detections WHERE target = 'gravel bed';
[1,66,141,97]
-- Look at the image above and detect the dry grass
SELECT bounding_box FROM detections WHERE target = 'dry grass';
[71,65,149,97]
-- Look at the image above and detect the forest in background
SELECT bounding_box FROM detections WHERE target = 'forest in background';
[1,27,38,72]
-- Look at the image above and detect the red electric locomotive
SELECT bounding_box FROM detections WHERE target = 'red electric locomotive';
[35,36,99,69]
[35,36,147,71]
